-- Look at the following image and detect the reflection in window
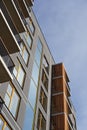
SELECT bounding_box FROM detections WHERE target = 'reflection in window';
[35,47,41,67]
[20,41,29,65]
[23,104,34,130]
[42,69,48,92]
[13,61,25,87]
[32,62,39,86]
[43,56,49,74]
[40,87,47,112]
[23,32,32,49]
[4,83,20,118]
[37,110,46,130]
[37,38,42,53]
[28,79,37,108]
[0,115,11,130]
[28,19,35,35]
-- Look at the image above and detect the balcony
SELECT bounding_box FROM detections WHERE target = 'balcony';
[16,0,29,18]
[0,0,19,36]
[0,96,4,112]
[25,0,34,7]
[0,10,20,54]
[68,114,76,130]
[67,97,76,117]
[3,0,25,33]
[0,39,14,83]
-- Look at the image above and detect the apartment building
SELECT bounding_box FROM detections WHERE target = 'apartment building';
[0,0,77,130]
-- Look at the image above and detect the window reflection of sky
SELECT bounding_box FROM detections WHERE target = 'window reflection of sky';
[28,79,37,108]
[24,38,42,130]
[37,39,42,53]
[35,48,41,67]
[23,104,34,130]
[32,62,39,86]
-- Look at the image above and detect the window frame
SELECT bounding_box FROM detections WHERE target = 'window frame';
[20,40,30,66]
[4,83,20,119]
[13,60,26,88]
[23,32,33,49]
[0,115,11,130]
[43,56,49,74]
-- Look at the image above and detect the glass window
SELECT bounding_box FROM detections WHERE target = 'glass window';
[37,110,46,130]
[32,62,39,86]
[20,42,29,65]
[23,104,34,130]
[4,83,20,118]
[29,19,35,35]
[0,115,11,130]
[13,61,25,87]
[35,47,41,67]
[0,118,3,129]
[23,32,32,49]
[4,126,10,130]
[28,79,37,109]
[37,38,42,53]
[40,87,47,112]
[4,94,10,107]
[9,92,19,117]
[42,69,48,92]
[43,56,49,74]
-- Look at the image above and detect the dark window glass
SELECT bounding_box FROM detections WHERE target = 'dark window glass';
[40,87,47,112]
[37,110,46,130]
[43,56,49,74]
[42,69,48,91]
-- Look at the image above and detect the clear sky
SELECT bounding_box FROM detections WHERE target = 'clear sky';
[33,0,87,130]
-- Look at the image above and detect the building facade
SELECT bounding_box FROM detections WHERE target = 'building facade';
[0,0,77,130]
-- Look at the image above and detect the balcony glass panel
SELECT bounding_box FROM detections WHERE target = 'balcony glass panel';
[0,41,14,74]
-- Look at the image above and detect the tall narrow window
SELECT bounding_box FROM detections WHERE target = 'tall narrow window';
[4,83,20,118]
[28,18,35,35]
[23,32,32,49]
[40,87,47,112]
[13,61,25,87]
[43,56,49,74]
[23,104,34,130]
[20,41,29,65]
[0,115,11,130]
[37,110,46,130]
[42,69,48,91]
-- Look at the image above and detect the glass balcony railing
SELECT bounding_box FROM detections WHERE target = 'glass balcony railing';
[0,96,4,112]
[0,9,20,54]
[0,40,14,83]
[25,0,34,7]
[2,0,25,33]
[68,97,76,117]
[68,114,76,130]
[13,0,28,26]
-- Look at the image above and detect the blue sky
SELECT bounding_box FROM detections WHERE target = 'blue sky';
[33,0,87,130]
